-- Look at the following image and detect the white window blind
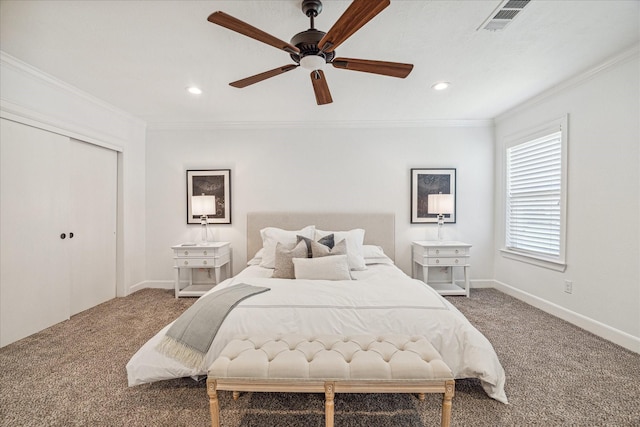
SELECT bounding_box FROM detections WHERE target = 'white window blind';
[506,131,562,258]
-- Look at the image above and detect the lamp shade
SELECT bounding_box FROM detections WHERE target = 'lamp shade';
[192,194,216,216]
[427,193,454,215]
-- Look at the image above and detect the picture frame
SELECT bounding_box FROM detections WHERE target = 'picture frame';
[186,169,231,224]
[411,168,456,224]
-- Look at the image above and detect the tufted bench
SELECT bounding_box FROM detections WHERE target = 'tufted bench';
[206,334,455,427]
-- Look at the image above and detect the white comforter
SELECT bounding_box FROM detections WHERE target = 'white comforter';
[126,264,507,403]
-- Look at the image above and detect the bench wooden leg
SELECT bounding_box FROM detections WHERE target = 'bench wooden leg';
[232,391,240,401]
[324,382,335,427]
[441,379,455,427]
[207,379,220,427]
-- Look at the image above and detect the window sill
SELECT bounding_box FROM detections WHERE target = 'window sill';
[499,249,567,272]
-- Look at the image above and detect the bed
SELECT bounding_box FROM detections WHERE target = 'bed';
[126,213,507,404]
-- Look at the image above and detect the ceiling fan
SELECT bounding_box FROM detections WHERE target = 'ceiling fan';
[207,0,414,105]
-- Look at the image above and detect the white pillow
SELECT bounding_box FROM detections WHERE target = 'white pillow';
[247,248,264,265]
[315,228,366,270]
[362,245,384,258]
[259,226,315,269]
[293,255,352,280]
[362,245,393,265]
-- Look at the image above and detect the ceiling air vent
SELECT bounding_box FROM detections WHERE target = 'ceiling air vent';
[477,0,531,31]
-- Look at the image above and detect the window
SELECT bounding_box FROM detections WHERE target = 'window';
[502,116,567,271]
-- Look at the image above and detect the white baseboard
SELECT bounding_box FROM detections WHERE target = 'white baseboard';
[469,279,495,289]
[492,280,640,354]
[127,280,216,295]
[128,280,173,295]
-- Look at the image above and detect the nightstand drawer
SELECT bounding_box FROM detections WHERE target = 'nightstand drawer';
[176,258,214,267]
[427,257,467,266]
[175,248,221,258]
[427,247,468,257]
[174,253,231,267]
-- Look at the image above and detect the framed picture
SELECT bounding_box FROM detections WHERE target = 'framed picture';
[411,168,456,223]
[186,169,231,224]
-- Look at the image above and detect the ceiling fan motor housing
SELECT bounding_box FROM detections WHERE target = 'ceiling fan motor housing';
[289,29,335,65]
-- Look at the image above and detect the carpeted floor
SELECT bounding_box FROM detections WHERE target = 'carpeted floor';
[1,288,639,426]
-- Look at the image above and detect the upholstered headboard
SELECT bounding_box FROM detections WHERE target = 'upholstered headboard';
[247,212,395,262]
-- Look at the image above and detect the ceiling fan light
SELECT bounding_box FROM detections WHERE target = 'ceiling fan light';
[187,86,203,95]
[300,55,326,71]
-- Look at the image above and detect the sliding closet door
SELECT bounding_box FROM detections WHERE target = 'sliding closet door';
[69,139,117,315]
[0,118,71,347]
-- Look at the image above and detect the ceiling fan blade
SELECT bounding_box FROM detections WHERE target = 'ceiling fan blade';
[310,70,333,105]
[318,0,390,53]
[332,57,413,78]
[229,64,298,88]
[208,11,300,54]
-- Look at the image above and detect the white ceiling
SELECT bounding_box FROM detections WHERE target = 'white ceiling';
[1,0,638,126]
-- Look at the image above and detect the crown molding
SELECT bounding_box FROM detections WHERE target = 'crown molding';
[495,43,639,123]
[0,50,145,127]
[146,118,494,131]
[1,99,124,152]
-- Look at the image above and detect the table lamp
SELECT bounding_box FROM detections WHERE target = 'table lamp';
[427,193,454,241]
[192,193,216,244]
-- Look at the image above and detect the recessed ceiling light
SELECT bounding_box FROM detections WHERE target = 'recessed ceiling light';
[187,86,202,95]
[431,82,451,91]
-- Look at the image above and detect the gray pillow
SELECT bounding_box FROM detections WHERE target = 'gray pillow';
[272,240,308,279]
[311,238,347,258]
[297,233,334,258]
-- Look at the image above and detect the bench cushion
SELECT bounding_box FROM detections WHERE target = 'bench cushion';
[208,334,453,381]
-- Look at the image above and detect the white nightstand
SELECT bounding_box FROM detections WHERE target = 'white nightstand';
[412,241,471,297]
[172,242,232,298]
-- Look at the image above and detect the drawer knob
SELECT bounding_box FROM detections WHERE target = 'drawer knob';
[184,261,189,266]
[435,259,440,264]
[455,259,459,264]
[203,251,208,256]
[184,251,189,256]
[203,260,208,265]
[436,249,440,254]
[455,249,459,254]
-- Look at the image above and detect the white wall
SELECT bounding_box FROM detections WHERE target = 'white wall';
[0,52,147,296]
[493,48,640,351]
[144,124,495,285]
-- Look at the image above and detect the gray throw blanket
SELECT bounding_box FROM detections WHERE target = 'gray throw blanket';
[156,283,270,369]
